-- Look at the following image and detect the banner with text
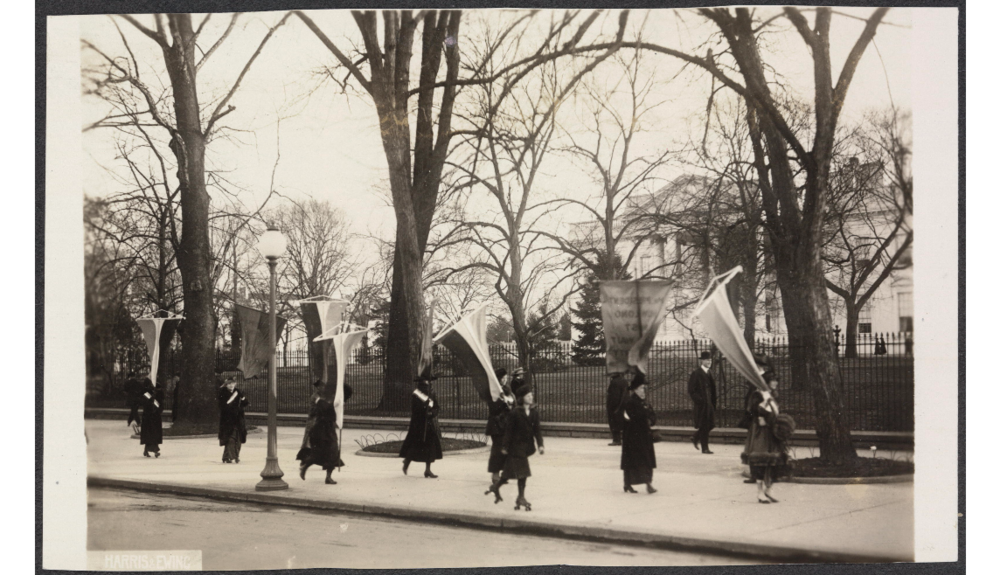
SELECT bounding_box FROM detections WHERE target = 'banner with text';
[599,280,673,374]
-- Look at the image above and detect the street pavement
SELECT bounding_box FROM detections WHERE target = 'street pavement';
[89,488,762,568]
[86,419,913,564]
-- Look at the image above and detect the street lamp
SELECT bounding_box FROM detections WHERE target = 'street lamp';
[256,225,288,491]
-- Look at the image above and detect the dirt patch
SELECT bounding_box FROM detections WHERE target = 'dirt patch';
[361,438,486,454]
[791,457,913,478]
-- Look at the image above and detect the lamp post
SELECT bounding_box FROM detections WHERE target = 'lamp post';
[256,226,289,491]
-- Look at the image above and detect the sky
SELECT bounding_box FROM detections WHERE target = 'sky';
[78,7,912,310]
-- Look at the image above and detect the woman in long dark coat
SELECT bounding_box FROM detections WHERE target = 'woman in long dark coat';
[139,378,163,458]
[218,376,249,463]
[297,380,325,461]
[484,368,515,492]
[741,371,787,503]
[298,392,342,484]
[621,372,657,494]
[489,385,544,511]
[399,377,443,478]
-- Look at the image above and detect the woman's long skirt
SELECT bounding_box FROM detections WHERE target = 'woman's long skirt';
[487,434,507,473]
[222,428,241,461]
[742,421,785,481]
[501,455,531,480]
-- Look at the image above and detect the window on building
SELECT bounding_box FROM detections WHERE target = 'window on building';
[640,255,651,277]
[898,292,913,332]
[858,304,872,334]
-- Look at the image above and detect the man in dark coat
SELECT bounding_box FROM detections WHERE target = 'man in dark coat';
[217,376,249,463]
[124,371,143,428]
[399,377,443,478]
[687,351,717,454]
[138,378,163,458]
[605,373,629,446]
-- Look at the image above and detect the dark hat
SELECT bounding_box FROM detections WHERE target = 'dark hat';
[629,372,647,390]
[753,353,771,367]
[312,379,324,388]
[762,370,778,383]
[699,351,712,360]
[514,385,532,399]
[494,367,508,380]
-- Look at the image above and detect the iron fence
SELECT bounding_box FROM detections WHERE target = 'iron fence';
[87,332,914,432]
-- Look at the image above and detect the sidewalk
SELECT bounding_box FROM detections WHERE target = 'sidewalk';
[85,420,913,563]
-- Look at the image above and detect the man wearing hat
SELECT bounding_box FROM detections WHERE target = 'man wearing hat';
[605,372,629,446]
[509,367,527,395]
[687,351,717,454]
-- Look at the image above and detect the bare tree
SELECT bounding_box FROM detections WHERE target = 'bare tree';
[538,48,674,282]
[294,9,630,408]
[679,7,891,462]
[686,95,774,345]
[545,7,891,461]
[823,108,913,357]
[273,199,354,299]
[444,43,621,380]
[84,12,292,432]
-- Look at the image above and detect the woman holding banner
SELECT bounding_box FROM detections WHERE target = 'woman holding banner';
[400,376,443,478]
[298,380,353,483]
[741,371,790,503]
[621,371,657,494]
[484,368,515,492]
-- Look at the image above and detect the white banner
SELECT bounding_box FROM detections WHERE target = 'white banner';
[435,306,502,402]
[317,325,368,429]
[693,267,769,392]
[136,316,181,386]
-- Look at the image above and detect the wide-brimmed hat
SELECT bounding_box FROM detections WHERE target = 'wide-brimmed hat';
[699,351,712,360]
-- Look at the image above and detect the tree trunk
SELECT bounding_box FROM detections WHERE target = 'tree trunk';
[161,15,218,434]
[710,6,862,463]
[378,251,415,412]
[843,300,859,359]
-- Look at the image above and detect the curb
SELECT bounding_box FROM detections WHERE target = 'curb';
[88,476,910,564]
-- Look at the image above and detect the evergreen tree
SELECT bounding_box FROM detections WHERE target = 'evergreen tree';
[571,252,630,366]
